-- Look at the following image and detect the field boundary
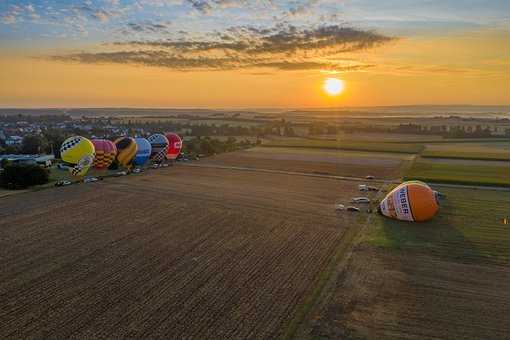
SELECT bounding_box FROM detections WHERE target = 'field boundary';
[421,154,510,162]
[404,176,510,189]
[182,162,398,184]
[283,214,371,340]
[286,186,388,339]
[260,143,420,154]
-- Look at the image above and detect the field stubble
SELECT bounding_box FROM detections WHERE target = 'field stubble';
[0,166,361,339]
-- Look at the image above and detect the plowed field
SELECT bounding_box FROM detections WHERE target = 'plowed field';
[200,147,411,179]
[0,166,361,339]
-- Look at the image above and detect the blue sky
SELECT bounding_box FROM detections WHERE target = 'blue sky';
[1,0,509,47]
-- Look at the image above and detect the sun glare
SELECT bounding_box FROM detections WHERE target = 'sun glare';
[324,78,344,96]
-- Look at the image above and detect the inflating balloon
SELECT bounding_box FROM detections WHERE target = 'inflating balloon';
[114,137,138,167]
[92,139,117,170]
[379,181,439,222]
[60,136,95,177]
[148,134,169,163]
[165,132,183,160]
[133,137,152,166]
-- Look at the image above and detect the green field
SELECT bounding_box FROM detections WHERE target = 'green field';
[404,158,510,187]
[262,138,424,154]
[422,141,510,161]
[367,186,510,263]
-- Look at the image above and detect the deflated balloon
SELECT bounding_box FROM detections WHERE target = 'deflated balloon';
[165,132,183,160]
[60,136,95,177]
[114,137,138,167]
[379,181,439,222]
[133,137,152,166]
[148,134,169,163]
[92,139,117,170]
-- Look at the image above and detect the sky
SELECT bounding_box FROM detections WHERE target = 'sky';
[0,0,509,108]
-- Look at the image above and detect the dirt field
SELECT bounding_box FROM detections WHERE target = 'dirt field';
[299,187,510,339]
[200,147,412,179]
[0,166,365,339]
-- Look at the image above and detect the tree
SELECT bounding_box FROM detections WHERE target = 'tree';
[21,135,44,154]
[0,164,49,189]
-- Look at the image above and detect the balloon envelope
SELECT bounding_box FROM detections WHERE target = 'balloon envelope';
[60,136,95,177]
[148,134,169,163]
[165,133,183,160]
[379,181,439,222]
[114,137,138,167]
[92,139,117,170]
[133,137,152,166]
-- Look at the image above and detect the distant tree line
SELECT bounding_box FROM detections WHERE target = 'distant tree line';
[393,123,509,138]
[182,137,258,157]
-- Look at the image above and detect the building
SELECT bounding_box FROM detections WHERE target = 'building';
[0,154,55,168]
[5,136,23,146]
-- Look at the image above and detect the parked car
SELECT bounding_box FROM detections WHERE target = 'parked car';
[358,184,368,191]
[367,186,379,191]
[365,175,375,180]
[132,168,142,174]
[351,197,371,204]
[346,206,361,212]
[54,180,72,187]
[335,203,346,211]
[84,177,98,183]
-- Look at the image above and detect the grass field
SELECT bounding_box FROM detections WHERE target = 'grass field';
[367,186,510,262]
[404,157,510,187]
[301,186,510,339]
[422,141,510,161]
[262,138,424,154]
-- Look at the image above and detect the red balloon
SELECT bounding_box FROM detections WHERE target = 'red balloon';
[165,133,183,160]
[91,139,117,170]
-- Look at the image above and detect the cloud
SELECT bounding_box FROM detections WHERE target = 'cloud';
[49,23,392,72]
[50,49,375,72]
[1,14,17,24]
[115,24,393,55]
[124,21,171,34]
[287,0,320,17]
[72,4,119,23]
[185,0,249,14]
[1,3,42,24]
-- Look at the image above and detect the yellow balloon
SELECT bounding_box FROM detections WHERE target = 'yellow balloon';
[60,136,95,177]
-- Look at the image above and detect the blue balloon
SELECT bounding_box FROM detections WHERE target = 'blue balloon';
[133,138,152,166]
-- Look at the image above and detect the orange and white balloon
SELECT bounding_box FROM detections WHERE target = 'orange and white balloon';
[379,181,439,222]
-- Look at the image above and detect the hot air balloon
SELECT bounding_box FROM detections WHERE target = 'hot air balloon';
[165,132,183,160]
[92,139,117,170]
[114,137,138,167]
[148,134,169,163]
[59,136,95,177]
[379,181,439,222]
[133,137,152,166]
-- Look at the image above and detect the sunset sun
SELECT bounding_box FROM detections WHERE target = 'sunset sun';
[323,78,345,96]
